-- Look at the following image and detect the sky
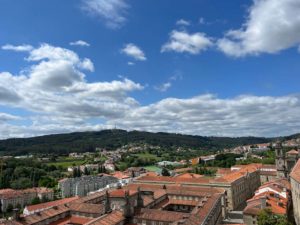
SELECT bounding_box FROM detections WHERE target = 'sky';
[0,0,300,139]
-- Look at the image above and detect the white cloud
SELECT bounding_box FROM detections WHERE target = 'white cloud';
[161,30,213,54]
[0,43,144,139]
[199,17,206,25]
[121,43,147,61]
[0,113,20,123]
[111,94,300,137]
[217,0,300,57]
[2,44,33,52]
[81,0,129,29]
[69,40,90,47]
[154,73,182,92]
[154,82,172,92]
[2,43,300,139]
[127,61,135,66]
[176,19,190,26]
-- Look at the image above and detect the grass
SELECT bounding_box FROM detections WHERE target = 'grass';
[46,157,86,168]
[143,165,162,172]
[134,152,161,160]
[116,162,128,171]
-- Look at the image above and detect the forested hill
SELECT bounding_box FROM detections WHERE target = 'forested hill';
[0,129,278,156]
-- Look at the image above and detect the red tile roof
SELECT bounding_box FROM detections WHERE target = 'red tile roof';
[112,171,130,179]
[290,159,300,183]
[49,216,92,225]
[25,197,79,212]
[135,208,189,222]
[244,191,287,215]
[86,210,125,225]
[0,188,53,200]
[175,173,203,179]
[109,189,137,198]
[69,203,104,215]
[287,149,299,155]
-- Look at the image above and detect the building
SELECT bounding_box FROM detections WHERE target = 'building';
[2,183,225,225]
[124,167,146,178]
[112,171,132,186]
[134,163,261,211]
[23,197,79,216]
[243,178,291,225]
[190,155,216,166]
[0,188,54,212]
[259,164,277,184]
[157,161,181,167]
[290,159,300,225]
[58,175,118,198]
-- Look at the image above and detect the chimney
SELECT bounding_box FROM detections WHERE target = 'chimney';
[260,197,267,209]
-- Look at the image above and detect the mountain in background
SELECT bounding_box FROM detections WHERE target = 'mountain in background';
[0,129,298,156]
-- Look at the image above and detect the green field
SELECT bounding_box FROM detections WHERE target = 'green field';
[46,157,86,168]
[134,152,161,160]
[143,165,162,172]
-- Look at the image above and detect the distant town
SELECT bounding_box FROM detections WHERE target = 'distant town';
[0,136,300,225]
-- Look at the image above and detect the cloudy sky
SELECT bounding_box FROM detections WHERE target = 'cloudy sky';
[1,0,300,139]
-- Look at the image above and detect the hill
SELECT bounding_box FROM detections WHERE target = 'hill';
[0,129,277,156]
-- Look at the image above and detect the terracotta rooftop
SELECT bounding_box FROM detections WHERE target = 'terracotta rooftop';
[175,173,203,179]
[25,197,79,213]
[86,210,125,225]
[136,163,262,185]
[109,189,137,198]
[112,171,130,180]
[49,216,92,225]
[126,183,224,195]
[0,188,53,200]
[20,204,70,225]
[290,159,300,183]
[287,149,299,155]
[244,191,287,215]
[183,193,222,225]
[259,178,291,191]
[69,203,104,215]
[135,208,189,222]
[73,191,106,204]
[136,174,211,184]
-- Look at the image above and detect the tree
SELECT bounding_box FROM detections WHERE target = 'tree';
[11,177,32,189]
[258,209,291,225]
[161,167,170,176]
[83,166,90,175]
[72,167,82,178]
[6,204,13,212]
[31,197,41,205]
[38,176,57,188]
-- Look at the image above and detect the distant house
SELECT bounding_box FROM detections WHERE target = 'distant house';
[0,188,54,212]
[157,161,181,167]
[103,163,115,172]
[125,167,146,177]
[112,171,132,185]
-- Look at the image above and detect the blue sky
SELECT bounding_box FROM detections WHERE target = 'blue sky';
[0,0,300,138]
